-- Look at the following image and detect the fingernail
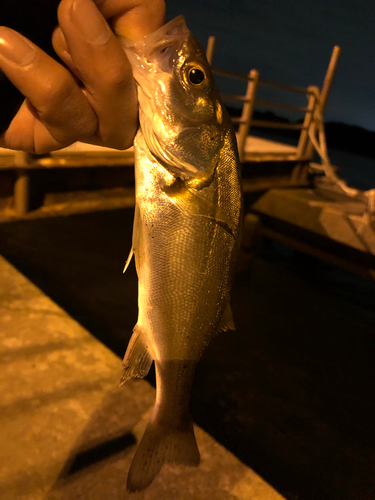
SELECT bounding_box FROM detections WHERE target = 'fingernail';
[57,27,69,53]
[0,27,36,66]
[70,0,111,45]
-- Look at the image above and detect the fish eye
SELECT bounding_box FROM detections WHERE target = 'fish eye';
[183,62,208,88]
[188,67,205,85]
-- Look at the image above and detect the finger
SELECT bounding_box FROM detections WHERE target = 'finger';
[1,99,65,153]
[54,1,166,66]
[112,0,166,40]
[54,0,165,81]
[93,0,166,40]
[0,26,97,152]
[52,26,75,72]
[57,0,138,149]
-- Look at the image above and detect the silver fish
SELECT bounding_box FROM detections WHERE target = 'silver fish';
[120,15,242,491]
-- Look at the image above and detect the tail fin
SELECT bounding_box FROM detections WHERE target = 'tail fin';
[127,413,200,492]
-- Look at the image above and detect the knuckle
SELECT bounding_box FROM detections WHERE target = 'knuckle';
[37,69,74,109]
[98,62,134,92]
[100,128,136,151]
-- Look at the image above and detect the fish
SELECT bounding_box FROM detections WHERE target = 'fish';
[119,15,242,492]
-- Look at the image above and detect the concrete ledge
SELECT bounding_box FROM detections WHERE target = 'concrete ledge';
[0,255,284,500]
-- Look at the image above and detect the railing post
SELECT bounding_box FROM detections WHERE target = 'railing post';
[206,36,216,66]
[295,85,319,161]
[320,45,341,112]
[14,151,31,215]
[237,69,259,162]
[304,46,341,161]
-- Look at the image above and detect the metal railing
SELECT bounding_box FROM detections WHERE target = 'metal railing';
[0,45,340,216]
[210,65,318,162]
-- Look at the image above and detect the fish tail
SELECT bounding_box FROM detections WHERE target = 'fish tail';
[127,359,200,492]
[127,410,199,491]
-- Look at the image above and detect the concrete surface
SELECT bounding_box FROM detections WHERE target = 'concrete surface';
[251,187,375,254]
[0,255,284,500]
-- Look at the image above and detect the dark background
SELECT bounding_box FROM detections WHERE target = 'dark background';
[1,1,374,158]
[166,0,375,132]
[1,0,375,131]
[0,208,374,500]
[0,0,60,132]
[1,2,375,499]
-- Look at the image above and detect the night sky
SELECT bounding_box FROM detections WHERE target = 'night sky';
[1,0,374,131]
[166,0,375,131]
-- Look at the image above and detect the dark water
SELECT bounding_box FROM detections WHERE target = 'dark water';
[327,149,375,192]
[0,205,374,500]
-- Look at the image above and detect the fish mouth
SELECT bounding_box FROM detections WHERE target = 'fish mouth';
[120,15,189,78]
[121,16,188,59]
[121,16,191,102]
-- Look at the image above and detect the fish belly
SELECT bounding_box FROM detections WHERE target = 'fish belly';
[133,132,237,362]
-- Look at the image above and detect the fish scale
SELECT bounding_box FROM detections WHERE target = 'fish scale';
[119,15,242,491]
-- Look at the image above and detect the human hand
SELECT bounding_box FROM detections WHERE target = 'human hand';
[0,0,165,154]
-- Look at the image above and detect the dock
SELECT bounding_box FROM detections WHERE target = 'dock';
[0,254,284,500]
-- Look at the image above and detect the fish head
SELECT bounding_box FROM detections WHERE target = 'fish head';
[122,16,226,188]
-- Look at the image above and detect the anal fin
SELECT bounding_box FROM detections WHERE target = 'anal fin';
[218,301,236,332]
[120,327,153,385]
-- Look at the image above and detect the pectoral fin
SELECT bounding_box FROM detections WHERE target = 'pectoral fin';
[163,179,234,237]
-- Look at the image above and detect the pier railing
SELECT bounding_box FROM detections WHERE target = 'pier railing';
[212,66,319,163]
[0,44,340,216]
[207,37,340,164]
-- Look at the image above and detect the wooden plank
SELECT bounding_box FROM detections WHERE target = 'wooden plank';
[242,135,297,154]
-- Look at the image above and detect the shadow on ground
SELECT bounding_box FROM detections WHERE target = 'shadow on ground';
[0,208,374,500]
